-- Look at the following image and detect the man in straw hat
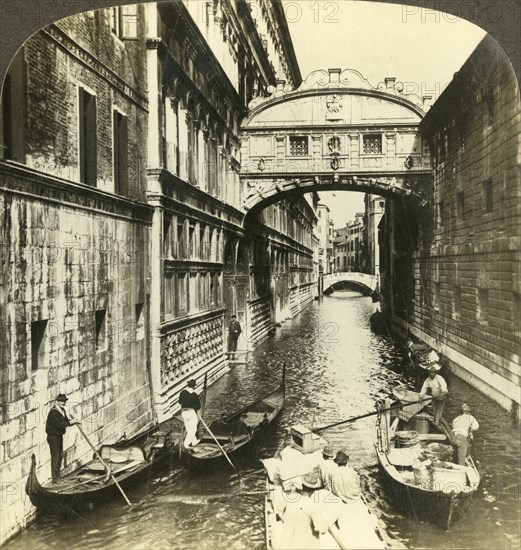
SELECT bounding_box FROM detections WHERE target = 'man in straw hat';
[178,379,201,448]
[420,365,448,423]
[328,450,361,503]
[450,403,479,465]
[45,394,79,483]
[278,471,328,549]
[318,445,337,491]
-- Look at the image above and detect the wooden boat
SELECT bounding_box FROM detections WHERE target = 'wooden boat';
[374,388,481,530]
[25,424,174,515]
[263,424,387,549]
[178,369,285,470]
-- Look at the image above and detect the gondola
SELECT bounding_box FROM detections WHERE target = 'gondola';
[178,368,285,470]
[374,388,481,530]
[263,423,387,549]
[25,424,174,515]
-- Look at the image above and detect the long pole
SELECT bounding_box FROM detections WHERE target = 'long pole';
[312,397,433,433]
[75,424,132,506]
[197,414,241,479]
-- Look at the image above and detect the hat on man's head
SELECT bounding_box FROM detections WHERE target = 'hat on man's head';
[231,314,237,318]
[461,403,471,413]
[301,472,322,489]
[322,446,335,459]
[187,379,196,388]
[56,394,68,403]
[334,450,349,466]
[428,365,439,372]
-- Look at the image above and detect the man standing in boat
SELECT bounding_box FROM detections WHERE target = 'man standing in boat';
[45,393,78,483]
[419,365,448,424]
[228,314,242,360]
[179,379,201,448]
[450,403,479,465]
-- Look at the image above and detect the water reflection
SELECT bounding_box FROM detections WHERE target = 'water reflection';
[7,291,520,549]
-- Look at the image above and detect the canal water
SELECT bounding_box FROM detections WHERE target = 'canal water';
[8,292,520,549]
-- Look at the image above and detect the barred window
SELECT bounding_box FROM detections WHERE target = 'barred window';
[110,6,138,39]
[289,136,309,156]
[363,134,382,154]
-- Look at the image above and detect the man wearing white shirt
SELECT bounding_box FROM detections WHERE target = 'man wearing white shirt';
[451,403,479,465]
[419,365,448,423]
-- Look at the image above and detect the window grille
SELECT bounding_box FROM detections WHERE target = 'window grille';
[289,136,308,156]
[363,134,382,154]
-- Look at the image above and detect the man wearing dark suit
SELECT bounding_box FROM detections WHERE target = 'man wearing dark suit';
[228,314,242,359]
[45,393,77,483]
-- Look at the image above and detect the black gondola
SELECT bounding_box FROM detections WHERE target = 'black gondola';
[178,368,285,470]
[25,424,174,515]
[374,388,480,530]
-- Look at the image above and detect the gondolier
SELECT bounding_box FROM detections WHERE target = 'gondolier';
[45,394,78,483]
[450,403,479,465]
[419,366,448,423]
[179,379,201,448]
[228,314,242,359]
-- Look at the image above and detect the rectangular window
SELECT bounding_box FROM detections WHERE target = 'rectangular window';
[437,200,445,227]
[1,50,26,162]
[164,273,174,319]
[163,216,172,258]
[188,225,195,258]
[456,192,465,221]
[111,6,138,39]
[289,136,309,156]
[188,273,198,312]
[95,309,106,351]
[135,303,144,340]
[209,273,216,307]
[433,282,441,312]
[452,286,461,321]
[483,179,493,212]
[476,288,489,323]
[363,134,382,155]
[79,88,97,186]
[176,273,187,314]
[113,110,128,195]
[31,320,48,371]
[176,221,185,259]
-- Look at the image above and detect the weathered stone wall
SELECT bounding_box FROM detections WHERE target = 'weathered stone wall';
[0,9,152,543]
[384,35,521,414]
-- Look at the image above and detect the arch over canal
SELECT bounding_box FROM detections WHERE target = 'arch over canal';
[322,271,378,295]
[240,68,433,217]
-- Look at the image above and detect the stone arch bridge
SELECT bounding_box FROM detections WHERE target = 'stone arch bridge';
[322,271,378,294]
[240,68,433,216]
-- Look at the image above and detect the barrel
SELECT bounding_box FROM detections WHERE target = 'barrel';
[395,430,420,448]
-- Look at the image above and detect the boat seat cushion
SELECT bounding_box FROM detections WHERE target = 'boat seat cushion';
[387,447,422,467]
[100,445,146,464]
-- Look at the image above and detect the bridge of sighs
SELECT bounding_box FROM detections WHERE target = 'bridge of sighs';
[240,68,433,215]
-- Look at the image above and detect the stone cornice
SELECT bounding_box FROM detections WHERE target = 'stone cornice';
[159,307,226,334]
[163,259,224,272]
[43,25,148,111]
[1,161,153,225]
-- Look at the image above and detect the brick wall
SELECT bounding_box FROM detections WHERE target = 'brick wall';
[385,35,521,414]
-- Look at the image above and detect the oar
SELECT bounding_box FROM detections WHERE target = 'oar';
[75,423,132,506]
[197,414,241,479]
[312,397,433,433]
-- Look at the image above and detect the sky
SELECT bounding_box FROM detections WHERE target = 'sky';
[281,0,487,227]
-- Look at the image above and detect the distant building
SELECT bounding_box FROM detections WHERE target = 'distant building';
[316,203,334,274]
[333,213,364,272]
[362,194,385,276]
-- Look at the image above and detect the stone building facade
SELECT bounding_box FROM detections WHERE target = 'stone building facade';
[362,194,385,276]
[0,1,305,542]
[333,213,364,272]
[0,6,153,543]
[380,35,521,416]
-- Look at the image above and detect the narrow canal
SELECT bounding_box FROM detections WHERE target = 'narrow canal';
[8,293,520,549]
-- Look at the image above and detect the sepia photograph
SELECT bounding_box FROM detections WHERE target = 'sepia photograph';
[0,0,520,548]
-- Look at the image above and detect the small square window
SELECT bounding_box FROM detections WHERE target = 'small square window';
[289,136,308,156]
[363,134,382,155]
